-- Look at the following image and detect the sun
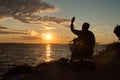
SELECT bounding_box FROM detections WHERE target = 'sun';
[45,33,52,40]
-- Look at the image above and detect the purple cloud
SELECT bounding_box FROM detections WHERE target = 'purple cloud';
[0,0,59,23]
[0,30,27,34]
[0,26,28,34]
[0,26,8,29]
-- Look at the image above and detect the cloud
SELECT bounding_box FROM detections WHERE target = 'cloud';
[0,26,28,34]
[0,0,58,23]
[103,33,111,36]
[13,15,70,24]
[36,18,70,31]
[0,26,8,29]
[39,16,70,24]
[0,0,71,33]
[0,30,27,34]
[20,35,40,40]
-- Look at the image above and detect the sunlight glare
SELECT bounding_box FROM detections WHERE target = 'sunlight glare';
[45,44,53,62]
[46,33,52,40]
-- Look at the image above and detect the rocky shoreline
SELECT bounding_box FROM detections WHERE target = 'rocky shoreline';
[2,42,120,80]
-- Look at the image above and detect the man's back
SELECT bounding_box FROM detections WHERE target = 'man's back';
[77,30,95,49]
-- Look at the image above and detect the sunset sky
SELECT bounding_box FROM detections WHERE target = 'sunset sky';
[0,0,120,44]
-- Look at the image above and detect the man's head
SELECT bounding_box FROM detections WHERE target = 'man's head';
[82,22,90,30]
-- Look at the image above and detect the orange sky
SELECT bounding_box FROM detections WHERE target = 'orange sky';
[0,0,119,44]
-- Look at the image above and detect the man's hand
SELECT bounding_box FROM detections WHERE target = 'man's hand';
[71,17,75,24]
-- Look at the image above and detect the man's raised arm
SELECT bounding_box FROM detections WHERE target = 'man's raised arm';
[70,17,79,35]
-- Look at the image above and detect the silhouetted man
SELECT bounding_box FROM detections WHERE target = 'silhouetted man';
[70,17,95,62]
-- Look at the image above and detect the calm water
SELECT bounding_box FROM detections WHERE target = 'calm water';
[0,43,105,79]
[0,43,70,78]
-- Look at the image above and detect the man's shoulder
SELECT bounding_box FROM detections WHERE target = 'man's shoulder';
[88,30,94,34]
[87,31,95,36]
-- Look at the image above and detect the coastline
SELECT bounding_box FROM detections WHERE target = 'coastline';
[2,42,120,80]
[3,49,120,80]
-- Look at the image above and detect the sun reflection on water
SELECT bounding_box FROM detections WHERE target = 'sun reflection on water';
[44,44,53,62]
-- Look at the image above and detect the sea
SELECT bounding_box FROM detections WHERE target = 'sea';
[0,43,106,79]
